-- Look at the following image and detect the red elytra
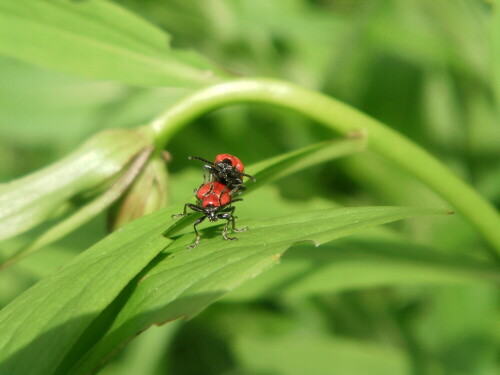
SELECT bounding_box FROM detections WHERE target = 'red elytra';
[201,192,231,208]
[214,154,244,173]
[171,155,252,249]
[196,182,228,200]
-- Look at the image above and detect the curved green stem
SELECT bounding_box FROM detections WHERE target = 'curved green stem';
[150,78,500,255]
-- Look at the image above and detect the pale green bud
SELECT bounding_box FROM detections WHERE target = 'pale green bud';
[109,155,169,231]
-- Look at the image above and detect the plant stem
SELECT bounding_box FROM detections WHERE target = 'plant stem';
[150,78,500,255]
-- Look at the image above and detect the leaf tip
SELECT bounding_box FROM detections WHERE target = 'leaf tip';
[293,239,321,248]
[347,129,367,140]
[272,253,282,261]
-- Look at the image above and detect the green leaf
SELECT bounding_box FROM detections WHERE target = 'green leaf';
[0,133,447,374]
[0,0,226,87]
[0,206,443,375]
[66,206,444,374]
[0,208,174,375]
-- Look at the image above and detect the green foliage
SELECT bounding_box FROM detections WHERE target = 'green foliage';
[0,204,443,374]
[0,127,153,241]
[226,237,500,301]
[1,1,499,374]
[0,0,226,87]
[234,333,410,375]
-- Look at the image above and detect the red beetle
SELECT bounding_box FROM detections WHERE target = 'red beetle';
[173,181,247,249]
[195,181,231,204]
[189,154,256,194]
[214,154,245,173]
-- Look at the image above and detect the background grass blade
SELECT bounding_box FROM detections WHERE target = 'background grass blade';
[234,334,409,375]
[224,235,500,301]
[66,206,446,374]
[0,0,226,87]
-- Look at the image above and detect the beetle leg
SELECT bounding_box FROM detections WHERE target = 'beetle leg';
[172,203,190,218]
[188,215,206,249]
[219,207,247,240]
[221,216,237,241]
[173,203,204,218]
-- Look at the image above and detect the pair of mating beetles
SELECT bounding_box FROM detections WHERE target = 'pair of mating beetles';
[173,154,255,249]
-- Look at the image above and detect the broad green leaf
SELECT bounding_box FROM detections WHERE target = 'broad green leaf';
[0,134,446,374]
[0,57,123,149]
[0,0,226,87]
[0,136,370,373]
[0,127,154,242]
[67,206,445,374]
[0,243,76,307]
[0,207,175,375]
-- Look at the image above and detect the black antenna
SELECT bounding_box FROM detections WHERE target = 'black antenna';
[242,172,256,182]
[188,156,215,166]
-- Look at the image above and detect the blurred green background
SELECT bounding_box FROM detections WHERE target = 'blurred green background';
[1,1,499,374]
